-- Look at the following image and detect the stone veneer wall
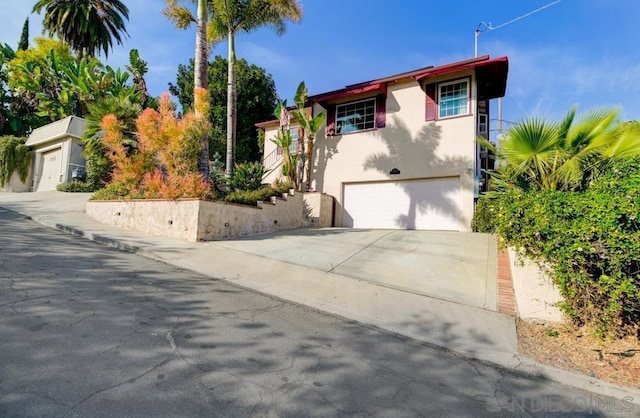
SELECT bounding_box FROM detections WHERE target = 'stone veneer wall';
[86,190,306,241]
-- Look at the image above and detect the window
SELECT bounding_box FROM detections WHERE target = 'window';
[289,126,299,154]
[478,113,488,135]
[275,126,299,155]
[438,79,469,118]
[335,98,376,134]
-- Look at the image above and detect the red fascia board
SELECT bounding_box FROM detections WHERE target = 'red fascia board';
[414,56,508,82]
[311,83,387,103]
[255,119,279,129]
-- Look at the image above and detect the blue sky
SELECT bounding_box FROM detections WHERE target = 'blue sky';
[2,0,640,136]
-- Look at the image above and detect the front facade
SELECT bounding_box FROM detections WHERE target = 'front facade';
[260,55,508,231]
[25,116,87,192]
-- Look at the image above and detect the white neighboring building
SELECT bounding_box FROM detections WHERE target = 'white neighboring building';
[25,116,87,192]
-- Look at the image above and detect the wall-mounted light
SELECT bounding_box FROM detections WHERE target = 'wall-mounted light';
[390,168,400,175]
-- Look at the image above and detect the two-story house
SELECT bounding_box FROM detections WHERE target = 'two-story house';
[259,55,508,231]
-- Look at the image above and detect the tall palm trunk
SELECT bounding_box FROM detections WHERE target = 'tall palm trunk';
[225,29,236,178]
[194,0,209,179]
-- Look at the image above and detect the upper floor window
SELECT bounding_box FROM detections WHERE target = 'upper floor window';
[276,126,300,155]
[478,113,488,135]
[335,98,376,134]
[438,79,469,118]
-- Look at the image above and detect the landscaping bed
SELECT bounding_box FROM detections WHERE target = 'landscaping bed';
[517,320,640,389]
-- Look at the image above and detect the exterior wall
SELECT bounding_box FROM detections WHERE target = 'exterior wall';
[312,71,477,230]
[86,190,305,242]
[66,139,86,180]
[31,137,86,191]
[302,192,334,227]
[508,248,564,323]
[262,125,284,186]
[1,169,32,192]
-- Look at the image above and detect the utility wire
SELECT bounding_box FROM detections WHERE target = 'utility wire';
[477,0,564,33]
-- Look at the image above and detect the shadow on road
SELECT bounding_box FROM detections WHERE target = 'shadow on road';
[0,207,619,417]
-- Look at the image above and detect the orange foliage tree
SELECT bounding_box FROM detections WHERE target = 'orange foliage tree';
[99,89,212,199]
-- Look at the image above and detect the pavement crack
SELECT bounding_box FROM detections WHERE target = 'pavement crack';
[325,231,395,273]
[67,310,96,327]
[65,357,173,416]
[0,293,61,308]
[166,332,176,351]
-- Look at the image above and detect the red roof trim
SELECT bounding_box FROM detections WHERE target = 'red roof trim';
[312,83,386,103]
[414,56,508,82]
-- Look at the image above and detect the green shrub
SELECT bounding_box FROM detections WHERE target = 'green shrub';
[224,187,279,206]
[229,161,265,191]
[493,158,640,338]
[56,181,95,192]
[91,183,135,200]
[272,178,294,194]
[472,197,499,233]
[0,136,31,186]
[209,152,228,194]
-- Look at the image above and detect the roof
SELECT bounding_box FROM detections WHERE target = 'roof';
[310,55,508,103]
[26,116,88,147]
[256,55,509,128]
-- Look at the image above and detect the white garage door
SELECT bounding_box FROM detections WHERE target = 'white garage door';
[36,148,62,192]
[342,177,461,230]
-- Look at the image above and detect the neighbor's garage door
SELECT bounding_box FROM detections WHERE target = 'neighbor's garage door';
[36,148,62,192]
[342,177,461,230]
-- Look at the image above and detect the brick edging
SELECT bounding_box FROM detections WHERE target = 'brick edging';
[497,248,517,316]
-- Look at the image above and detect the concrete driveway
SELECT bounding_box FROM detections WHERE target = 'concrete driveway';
[0,191,497,310]
[215,228,498,311]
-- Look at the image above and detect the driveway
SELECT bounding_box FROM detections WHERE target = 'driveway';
[214,228,498,311]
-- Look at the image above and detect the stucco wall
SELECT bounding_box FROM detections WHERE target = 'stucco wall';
[508,248,564,323]
[86,190,305,241]
[1,170,31,192]
[302,192,334,228]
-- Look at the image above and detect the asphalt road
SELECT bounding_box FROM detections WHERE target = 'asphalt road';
[0,207,633,417]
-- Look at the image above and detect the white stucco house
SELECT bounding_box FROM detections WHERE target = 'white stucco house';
[259,55,509,231]
[25,115,87,192]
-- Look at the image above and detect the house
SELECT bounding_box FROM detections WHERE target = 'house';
[259,55,508,231]
[25,115,88,192]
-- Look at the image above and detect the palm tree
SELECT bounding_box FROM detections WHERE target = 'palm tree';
[32,0,130,60]
[290,81,325,191]
[482,106,640,192]
[163,0,210,179]
[208,0,302,177]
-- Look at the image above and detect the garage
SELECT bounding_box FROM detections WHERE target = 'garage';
[342,177,461,230]
[36,148,62,192]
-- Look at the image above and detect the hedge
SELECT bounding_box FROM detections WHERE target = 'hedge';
[475,158,640,337]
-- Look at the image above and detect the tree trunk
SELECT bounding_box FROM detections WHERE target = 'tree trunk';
[194,0,208,96]
[194,0,209,180]
[225,30,236,178]
[306,137,314,191]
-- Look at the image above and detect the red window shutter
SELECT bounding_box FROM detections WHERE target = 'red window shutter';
[425,83,437,121]
[324,104,336,136]
[375,94,386,128]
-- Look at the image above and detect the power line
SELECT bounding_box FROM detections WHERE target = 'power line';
[477,0,564,33]
[474,0,564,135]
